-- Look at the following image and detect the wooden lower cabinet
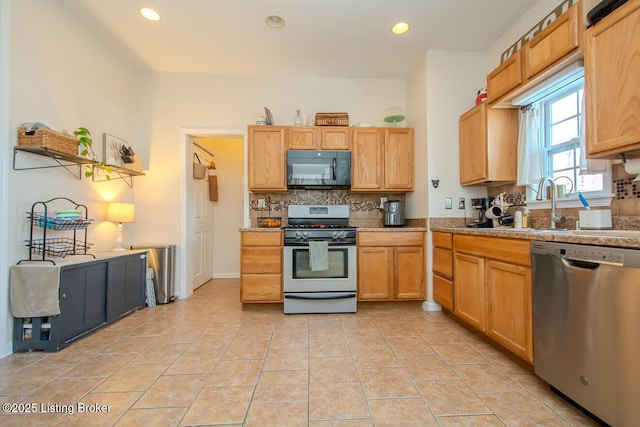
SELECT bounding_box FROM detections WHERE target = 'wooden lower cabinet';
[357,231,425,301]
[240,231,283,303]
[452,234,533,363]
[432,231,453,311]
[486,260,533,363]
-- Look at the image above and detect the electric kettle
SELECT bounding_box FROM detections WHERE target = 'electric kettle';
[383,200,405,227]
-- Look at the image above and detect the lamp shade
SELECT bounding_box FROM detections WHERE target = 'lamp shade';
[107,202,135,223]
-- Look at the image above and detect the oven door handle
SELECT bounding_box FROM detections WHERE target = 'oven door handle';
[285,293,356,300]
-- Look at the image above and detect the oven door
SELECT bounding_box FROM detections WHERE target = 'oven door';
[283,245,356,292]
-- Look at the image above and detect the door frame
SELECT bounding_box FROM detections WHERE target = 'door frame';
[179,127,247,299]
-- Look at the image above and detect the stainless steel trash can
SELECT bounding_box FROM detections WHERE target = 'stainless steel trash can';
[131,244,176,304]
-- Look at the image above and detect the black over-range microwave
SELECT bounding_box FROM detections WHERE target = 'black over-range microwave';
[286,150,351,189]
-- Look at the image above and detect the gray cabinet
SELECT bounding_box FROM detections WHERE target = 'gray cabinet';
[13,251,147,352]
[59,261,107,342]
[107,253,147,322]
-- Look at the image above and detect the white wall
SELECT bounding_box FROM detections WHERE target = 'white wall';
[3,0,142,357]
[135,72,407,298]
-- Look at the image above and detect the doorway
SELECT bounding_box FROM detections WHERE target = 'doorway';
[182,129,246,297]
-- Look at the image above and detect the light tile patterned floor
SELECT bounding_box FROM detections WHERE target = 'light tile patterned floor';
[0,279,601,426]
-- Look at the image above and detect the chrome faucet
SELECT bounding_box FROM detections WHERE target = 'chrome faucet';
[536,177,565,229]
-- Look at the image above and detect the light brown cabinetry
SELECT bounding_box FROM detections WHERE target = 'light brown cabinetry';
[357,231,425,301]
[288,127,351,150]
[352,128,414,191]
[584,0,640,158]
[487,1,582,107]
[432,231,453,311]
[453,234,533,363]
[521,1,581,81]
[240,231,283,303]
[248,126,287,191]
[459,103,518,186]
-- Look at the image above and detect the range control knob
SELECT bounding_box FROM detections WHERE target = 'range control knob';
[295,231,303,239]
[338,231,347,239]
[302,231,309,239]
[331,231,340,240]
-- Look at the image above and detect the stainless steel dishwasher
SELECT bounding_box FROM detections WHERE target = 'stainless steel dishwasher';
[531,241,640,426]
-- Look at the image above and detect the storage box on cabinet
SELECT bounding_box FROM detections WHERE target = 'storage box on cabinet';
[240,231,283,303]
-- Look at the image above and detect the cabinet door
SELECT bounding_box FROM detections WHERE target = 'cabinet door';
[486,260,533,363]
[351,128,384,191]
[357,247,392,300]
[320,127,351,150]
[459,104,488,185]
[432,247,453,279]
[585,2,640,157]
[433,274,453,312]
[384,128,414,190]
[288,127,318,150]
[59,262,107,342]
[522,2,580,81]
[248,126,287,190]
[394,246,424,299]
[487,51,522,103]
[107,254,146,323]
[241,274,282,302]
[453,253,485,332]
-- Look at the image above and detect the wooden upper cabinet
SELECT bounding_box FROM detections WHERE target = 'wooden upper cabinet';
[320,127,351,150]
[384,128,414,190]
[288,126,351,150]
[288,127,318,150]
[459,103,518,186]
[487,51,523,103]
[585,0,640,158]
[248,126,287,191]
[351,128,384,190]
[522,1,581,81]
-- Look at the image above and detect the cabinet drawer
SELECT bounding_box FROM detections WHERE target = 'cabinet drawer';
[433,274,453,312]
[242,247,282,274]
[454,234,531,266]
[433,247,453,279]
[241,274,282,302]
[432,231,453,249]
[242,232,282,246]
[358,231,424,247]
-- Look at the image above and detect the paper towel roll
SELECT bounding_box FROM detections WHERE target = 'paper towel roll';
[623,158,640,181]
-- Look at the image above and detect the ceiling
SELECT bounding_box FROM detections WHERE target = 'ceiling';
[58,0,538,79]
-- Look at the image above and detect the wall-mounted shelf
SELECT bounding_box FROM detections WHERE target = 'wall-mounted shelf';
[13,146,145,187]
[13,147,93,179]
[91,164,145,188]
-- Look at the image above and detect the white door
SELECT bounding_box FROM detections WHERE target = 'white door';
[192,165,213,289]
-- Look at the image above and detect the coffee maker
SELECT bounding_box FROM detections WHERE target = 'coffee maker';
[468,197,492,228]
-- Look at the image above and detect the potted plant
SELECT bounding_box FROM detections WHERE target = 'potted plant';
[74,127,111,179]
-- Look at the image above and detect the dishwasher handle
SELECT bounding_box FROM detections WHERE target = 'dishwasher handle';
[561,257,602,270]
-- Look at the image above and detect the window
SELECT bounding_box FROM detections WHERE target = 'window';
[533,77,610,199]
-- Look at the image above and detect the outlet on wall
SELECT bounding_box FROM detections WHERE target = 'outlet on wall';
[380,196,388,209]
[458,198,465,209]
[258,198,266,209]
[445,197,452,209]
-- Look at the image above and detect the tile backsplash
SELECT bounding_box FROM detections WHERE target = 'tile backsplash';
[249,191,406,227]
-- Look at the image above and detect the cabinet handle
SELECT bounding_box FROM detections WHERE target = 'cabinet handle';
[140,254,147,259]
[61,293,67,298]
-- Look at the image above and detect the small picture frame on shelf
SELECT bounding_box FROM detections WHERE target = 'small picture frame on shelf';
[102,133,144,171]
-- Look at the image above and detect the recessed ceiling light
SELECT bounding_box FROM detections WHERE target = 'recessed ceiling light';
[140,7,161,22]
[265,15,286,29]
[391,22,410,35]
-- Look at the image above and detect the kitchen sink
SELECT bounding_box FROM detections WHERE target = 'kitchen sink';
[568,229,640,237]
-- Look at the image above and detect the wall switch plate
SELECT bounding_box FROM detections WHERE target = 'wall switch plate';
[458,198,465,209]
[258,198,266,209]
[445,197,452,209]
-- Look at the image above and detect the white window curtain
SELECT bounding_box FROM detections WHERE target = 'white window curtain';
[517,104,543,186]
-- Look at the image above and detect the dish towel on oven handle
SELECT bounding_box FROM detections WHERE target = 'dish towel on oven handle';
[309,240,329,271]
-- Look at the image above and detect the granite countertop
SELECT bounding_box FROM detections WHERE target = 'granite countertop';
[239,227,283,232]
[357,226,427,232]
[431,226,640,249]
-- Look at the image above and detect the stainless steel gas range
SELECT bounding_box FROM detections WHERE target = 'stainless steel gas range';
[283,205,357,314]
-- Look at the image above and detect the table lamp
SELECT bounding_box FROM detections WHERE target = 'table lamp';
[106,202,135,251]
